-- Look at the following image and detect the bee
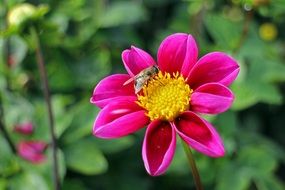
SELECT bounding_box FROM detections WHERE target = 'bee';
[123,65,159,94]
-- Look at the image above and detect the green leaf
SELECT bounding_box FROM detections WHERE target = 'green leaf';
[31,95,77,141]
[204,13,242,50]
[52,95,74,137]
[0,137,20,177]
[32,5,49,20]
[47,52,75,91]
[214,111,238,136]
[231,81,259,110]
[237,131,285,162]
[263,60,285,83]
[233,24,283,108]
[258,0,285,17]
[63,137,108,175]
[100,2,147,28]
[257,82,282,105]
[213,111,238,154]
[8,171,49,190]
[0,178,7,190]
[93,136,135,154]
[1,91,34,128]
[238,145,277,176]
[72,49,111,88]
[0,156,20,177]
[231,79,282,110]
[254,176,285,190]
[216,164,251,190]
[60,98,99,145]
[9,36,28,66]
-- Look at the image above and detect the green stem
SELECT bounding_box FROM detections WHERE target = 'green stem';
[0,119,16,154]
[233,9,254,55]
[182,141,204,190]
[0,0,15,153]
[0,96,16,154]
[30,26,60,190]
[3,0,11,90]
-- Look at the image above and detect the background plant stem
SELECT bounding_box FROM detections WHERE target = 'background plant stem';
[3,0,11,90]
[233,9,253,55]
[182,141,204,190]
[0,0,16,154]
[30,26,60,190]
[0,121,16,154]
[0,97,16,154]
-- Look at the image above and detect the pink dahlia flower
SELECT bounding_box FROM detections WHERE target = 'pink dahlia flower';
[14,122,34,135]
[91,33,239,176]
[17,140,47,164]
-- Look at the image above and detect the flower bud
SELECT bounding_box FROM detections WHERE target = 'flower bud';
[259,23,277,41]
[7,3,49,29]
[14,122,34,135]
[17,140,47,164]
[7,3,36,27]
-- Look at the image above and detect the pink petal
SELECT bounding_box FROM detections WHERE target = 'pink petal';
[158,33,198,77]
[191,83,234,114]
[27,141,47,152]
[187,52,239,89]
[174,111,225,157]
[17,141,47,164]
[93,100,149,138]
[14,122,34,135]
[90,74,136,108]
[122,46,156,77]
[142,120,176,176]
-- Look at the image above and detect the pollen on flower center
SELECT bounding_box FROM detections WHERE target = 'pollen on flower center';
[136,71,192,121]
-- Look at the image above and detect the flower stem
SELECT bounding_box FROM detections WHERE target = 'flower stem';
[0,120,16,154]
[30,26,60,190]
[3,0,11,90]
[0,97,16,154]
[233,9,254,55]
[0,0,15,154]
[182,140,204,190]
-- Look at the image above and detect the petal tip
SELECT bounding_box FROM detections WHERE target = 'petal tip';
[130,45,137,50]
[92,126,101,137]
[122,46,155,76]
[211,145,226,157]
[90,96,95,104]
[148,170,163,176]
[142,121,176,177]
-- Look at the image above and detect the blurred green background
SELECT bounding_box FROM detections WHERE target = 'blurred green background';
[1,0,285,189]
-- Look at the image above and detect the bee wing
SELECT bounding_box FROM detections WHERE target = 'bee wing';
[134,82,143,94]
[134,76,146,94]
[123,77,135,86]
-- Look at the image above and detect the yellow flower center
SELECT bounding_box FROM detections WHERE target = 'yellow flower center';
[136,71,192,121]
